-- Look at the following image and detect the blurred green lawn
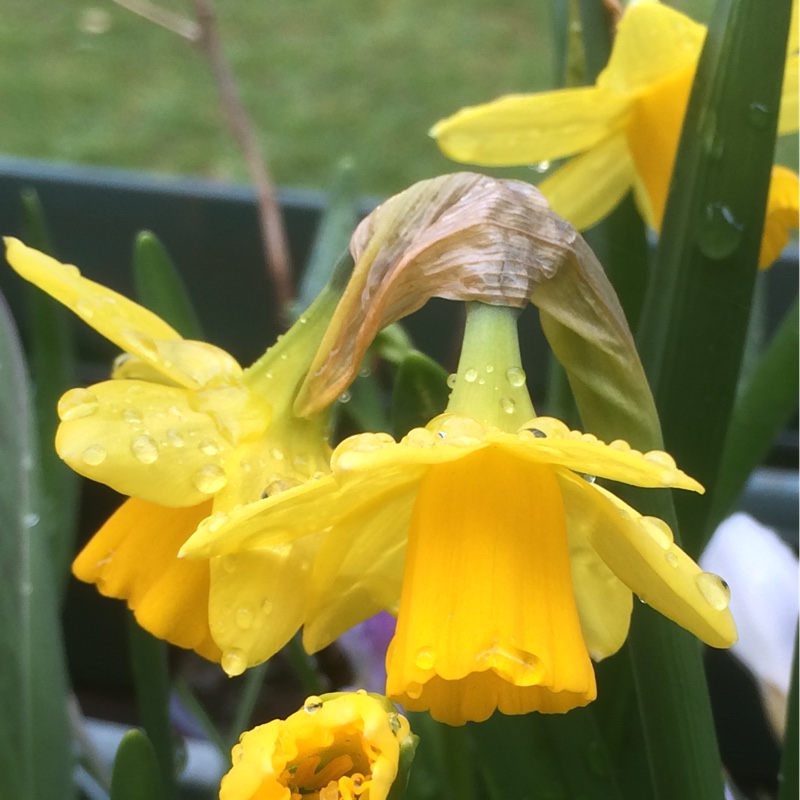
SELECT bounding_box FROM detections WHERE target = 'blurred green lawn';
[0,0,792,197]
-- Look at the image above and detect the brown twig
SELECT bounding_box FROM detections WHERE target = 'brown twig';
[111,0,295,321]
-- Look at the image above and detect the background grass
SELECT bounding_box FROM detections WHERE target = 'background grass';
[0,0,793,198]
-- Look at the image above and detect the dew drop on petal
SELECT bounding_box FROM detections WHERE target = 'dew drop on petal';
[122,329,158,360]
[58,388,99,421]
[609,439,631,451]
[640,516,674,549]
[665,551,679,568]
[500,396,516,414]
[464,368,478,383]
[644,450,677,469]
[74,298,96,319]
[415,647,436,670]
[485,364,495,374]
[261,599,273,615]
[405,682,424,700]
[695,572,731,610]
[199,440,219,456]
[131,434,159,464]
[165,428,184,448]
[81,444,107,466]
[505,366,526,387]
[403,428,436,447]
[270,447,284,461]
[222,554,237,574]
[123,407,143,425]
[304,695,324,713]
[192,464,228,494]
[235,607,253,630]
[221,648,247,677]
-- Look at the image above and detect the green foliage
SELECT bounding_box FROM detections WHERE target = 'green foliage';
[110,730,166,800]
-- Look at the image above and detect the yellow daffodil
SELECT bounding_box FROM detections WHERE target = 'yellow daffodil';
[220,692,416,800]
[4,238,337,668]
[182,302,736,725]
[431,0,799,268]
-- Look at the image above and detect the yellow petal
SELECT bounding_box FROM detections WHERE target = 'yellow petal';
[556,471,737,648]
[625,65,695,229]
[209,536,322,676]
[567,525,633,661]
[386,447,596,724]
[56,380,233,508]
[759,165,799,269]
[3,238,241,389]
[537,133,636,230]
[302,485,415,653]
[431,87,630,166]
[598,2,704,95]
[72,498,220,660]
[779,52,798,134]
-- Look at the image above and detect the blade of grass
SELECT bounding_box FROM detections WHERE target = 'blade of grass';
[20,189,80,600]
[706,298,798,539]
[227,661,269,748]
[110,730,165,800]
[0,290,72,800]
[635,0,794,558]
[126,615,178,800]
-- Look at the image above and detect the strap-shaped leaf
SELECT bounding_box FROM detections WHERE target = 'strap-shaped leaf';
[0,290,71,800]
[110,730,165,800]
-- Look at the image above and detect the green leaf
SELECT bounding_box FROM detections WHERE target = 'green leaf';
[706,298,798,539]
[293,158,360,318]
[635,0,794,558]
[132,231,204,339]
[0,290,72,800]
[110,730,165,800]
[19,189,80,601]
[391,351,449,438]
[126,616,178,800]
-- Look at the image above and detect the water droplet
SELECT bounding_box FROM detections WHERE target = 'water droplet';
[665,552,679,568]
[405,682,424,700]
[580,473,597,483]
[58,388,99,421]
[205,511,229,533]
[696,203,743,260]
[505,367,526,387]
[221,648,247,677]
[500,396,516,414]
[485,364,495,374]
[352,775,364,789]
[122,407,143,425]
[270,447,284,461]
[463,368,478,383]
[74,298,96,319]
[533,159,551,173]
[337,390,351,404]
[432,416,485,444]
[695,572,730,610]
[304,695,324,713]
[264,478,300,496]
[122,329,158,360]
[403,428,436,447]
[131,434,159,464]
[644,450,676,469]
[81,444,107,466]
[165,428,184,448]
[641,516,674,549]
[22,512,40,527]
[528,428,547,438]
[235,607,253,630]
[192,464,228,494]
[748,101,771,128]
[261,599,273,615]
[446,373,457,389]
[609,439,631,451]
[581,433,598,444]
[198,440,219,456]
[415,647,436,670]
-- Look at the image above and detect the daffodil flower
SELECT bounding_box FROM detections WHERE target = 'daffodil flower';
[220,692,416,800]
[4,238,339,668]
[431,0,799,268]
[183,301,737,725]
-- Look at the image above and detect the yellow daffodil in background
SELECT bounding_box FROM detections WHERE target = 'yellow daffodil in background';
[431,0,799,268]
[183,301,737,725]
[4,237,336,670]
[220,692,416,800]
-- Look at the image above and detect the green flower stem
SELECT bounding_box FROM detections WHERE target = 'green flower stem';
[446,301,535,431]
